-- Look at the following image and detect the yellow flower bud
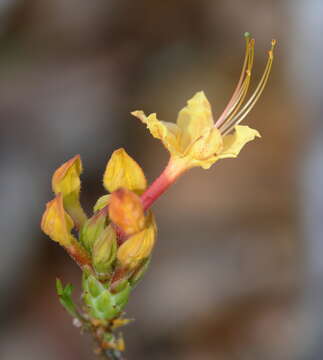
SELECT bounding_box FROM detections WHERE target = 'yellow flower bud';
[41,194,91,267]
[52,154,82,196]
[117,212,156,270]
[92,225,117,275]
[52,155,87,228]
[109,188,145,236]
[41,194,74,247]
[103,148,147,195]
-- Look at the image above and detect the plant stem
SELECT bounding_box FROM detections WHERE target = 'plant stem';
[141,157,187,211]
[104,349,126,360]
[88,321,126,360]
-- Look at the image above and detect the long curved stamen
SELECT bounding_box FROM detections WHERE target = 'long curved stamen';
[221,39,276,135]
[215,33,254,129]
[220,38,255,126]
[223,68,251,116]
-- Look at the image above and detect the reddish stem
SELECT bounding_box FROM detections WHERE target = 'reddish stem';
[68,242,93,271]
[141,158,187,211]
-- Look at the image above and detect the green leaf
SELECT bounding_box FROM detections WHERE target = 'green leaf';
[112,282,131,309]
[65,283,74,297]
[56,278,64,295]
[55,279,78,318]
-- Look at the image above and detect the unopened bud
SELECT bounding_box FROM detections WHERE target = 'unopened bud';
[117,212,156,270]
[41,194,74,247]
[51,155,87,228]
[82,273,131,320]
[92,225,117,275]
[109,188,145,236]
[103,148,147,195]
[41,194,91,267]
[79,211,107,253]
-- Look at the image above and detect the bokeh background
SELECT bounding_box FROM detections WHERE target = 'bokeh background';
[0,0,322,359]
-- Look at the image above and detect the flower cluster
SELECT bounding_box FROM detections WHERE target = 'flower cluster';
[40,34,275,359]
[41,149,156,353]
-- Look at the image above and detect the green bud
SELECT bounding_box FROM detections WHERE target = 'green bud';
[82,273,131,321]
[93,194,111,212]
[97,291,114,315]
[79,212,107,253]
[92,225,117,276]
[112,282,131,310]
[87,275,103,298]
[83,273,115,319]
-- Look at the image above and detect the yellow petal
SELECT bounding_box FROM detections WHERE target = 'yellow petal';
[117,212,156,270]
[41,194,91,267]
[109,188,145,236]
[41,194,74,247]
[192,156,219,170]
[176,91,214,151]
[52,154,82,196]
[51,155,87,228]
[132,111,181,156]
[188,127,223,161]
[219,125,261,159]
[103,148,147,194]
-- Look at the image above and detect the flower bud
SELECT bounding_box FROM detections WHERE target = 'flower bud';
[79,210,107,253]
[103,148,147,195]
[92,225,117,275]
[52,155,87,228]
[41,194,74,247]
[117,212,156,270]
[109,188,145,236]
[41,194,91,267]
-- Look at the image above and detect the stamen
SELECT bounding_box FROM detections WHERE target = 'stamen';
[221,39,276,135]
[214,33,254,128]
[218,41,254,127]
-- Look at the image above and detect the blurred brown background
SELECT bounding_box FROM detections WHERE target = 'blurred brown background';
[0,0,322,359]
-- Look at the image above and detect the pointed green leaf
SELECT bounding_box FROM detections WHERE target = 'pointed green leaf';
[56,278,64,295]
